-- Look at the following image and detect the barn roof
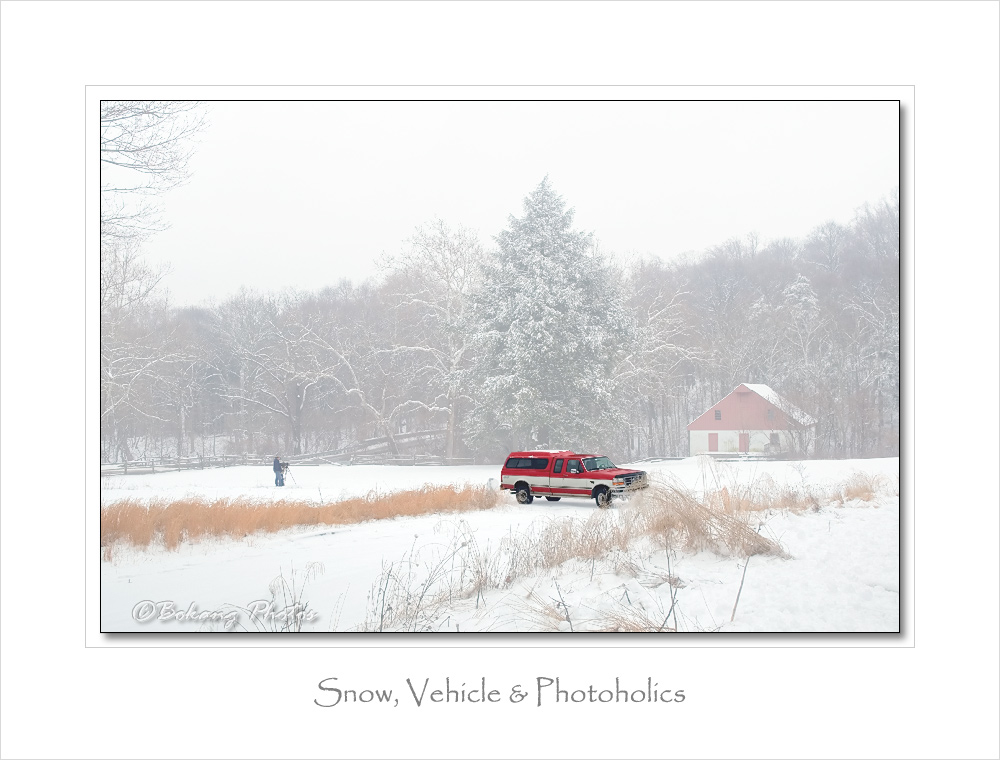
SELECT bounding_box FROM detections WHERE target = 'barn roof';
[687,383,816,430]
[740,383,816,426]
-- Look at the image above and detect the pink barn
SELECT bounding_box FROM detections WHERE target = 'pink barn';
[687,383,816,456]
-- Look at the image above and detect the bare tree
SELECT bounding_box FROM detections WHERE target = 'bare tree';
[779,275,828,371]
[801,220,848,275]
[221,293,345,456]
[852,189,900,263]
[100,101,207,244]
[848,283,900,455]
[99,102,207,461]
[213,291,276,455]
[617,257,699,457]
[383,219,484,458]
[100,294,177,461]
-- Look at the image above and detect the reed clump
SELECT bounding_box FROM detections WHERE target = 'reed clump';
[635,484,788,558]
[840,471,884,503]
[101,485,500,556]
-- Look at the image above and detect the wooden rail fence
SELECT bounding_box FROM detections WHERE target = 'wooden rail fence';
[101,430,475,476]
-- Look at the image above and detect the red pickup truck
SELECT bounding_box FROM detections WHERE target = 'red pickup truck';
[499,450,648,508]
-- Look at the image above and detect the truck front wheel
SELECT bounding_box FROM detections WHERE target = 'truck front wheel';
[594,486,612,509]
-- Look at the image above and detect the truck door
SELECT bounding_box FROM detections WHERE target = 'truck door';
[522,457,552,494]
[562,458,590,496]
[538,457,553,493]
[549,458,565,494]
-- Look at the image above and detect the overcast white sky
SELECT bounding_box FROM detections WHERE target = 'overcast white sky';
[140,100,899,306]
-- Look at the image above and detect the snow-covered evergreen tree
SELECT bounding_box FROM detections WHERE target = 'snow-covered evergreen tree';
[464,177,635,458]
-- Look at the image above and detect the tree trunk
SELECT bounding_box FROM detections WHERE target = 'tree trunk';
[238,367,248,455]
[290,416,302,455]
[286,382,304,455]
[446,399,456,460]
[383,423,400,458]
[178,403,186,457]
[118,434,133,463]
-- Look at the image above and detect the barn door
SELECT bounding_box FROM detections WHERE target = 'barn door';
[739,433,750,453]
[708,433,718,452]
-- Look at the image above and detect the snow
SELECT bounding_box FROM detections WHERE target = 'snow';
[741,382,817,426]
[100,463,500,505]
[101,457,899,633]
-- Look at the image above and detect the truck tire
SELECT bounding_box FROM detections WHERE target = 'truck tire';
[545,496,561,501]
[594,486,611,509]
[515,484,534,504]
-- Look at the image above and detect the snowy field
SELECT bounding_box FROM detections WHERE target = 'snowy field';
[100,457,900,633]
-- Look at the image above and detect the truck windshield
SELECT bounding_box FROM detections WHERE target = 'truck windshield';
[582,457,615,471]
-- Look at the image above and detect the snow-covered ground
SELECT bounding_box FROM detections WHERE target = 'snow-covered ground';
[100,457,900,633]
[100,462,501,505]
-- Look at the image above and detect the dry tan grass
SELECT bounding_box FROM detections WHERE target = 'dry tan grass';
[632,485,788,558]
[488,479,791,585]
[101,485,500,556]
[841,471,884,502]
[703,476,816,514]
[593,602,675,633]
[505,588,571,632]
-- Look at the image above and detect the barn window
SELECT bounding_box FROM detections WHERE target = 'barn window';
[767,408,774,421]
[714,410,721,420]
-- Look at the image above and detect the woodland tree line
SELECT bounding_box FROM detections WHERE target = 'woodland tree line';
[101,103,900,463]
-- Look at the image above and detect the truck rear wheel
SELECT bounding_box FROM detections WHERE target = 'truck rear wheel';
[594,487,611,509]
[515,484,534,504]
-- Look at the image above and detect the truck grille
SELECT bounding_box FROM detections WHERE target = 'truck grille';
[614,471,648,491]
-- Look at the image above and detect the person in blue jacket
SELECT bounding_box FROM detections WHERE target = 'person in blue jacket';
[273,456,284,486]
